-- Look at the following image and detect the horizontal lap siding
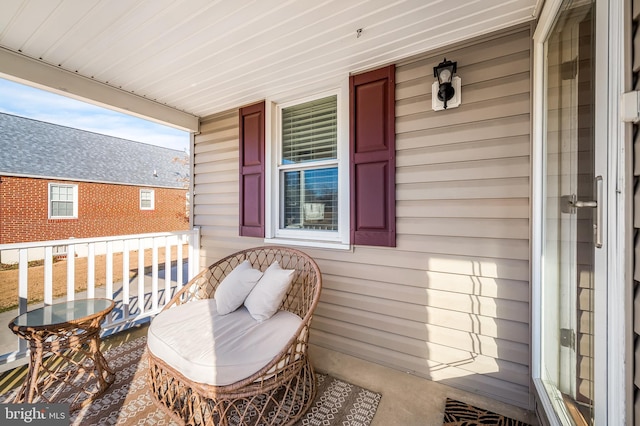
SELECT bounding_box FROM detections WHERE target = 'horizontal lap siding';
[316,25,532,408]
[194,111,263,267]
[193,25,532,408]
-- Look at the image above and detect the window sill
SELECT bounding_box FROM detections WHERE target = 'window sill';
[263,237,351,251]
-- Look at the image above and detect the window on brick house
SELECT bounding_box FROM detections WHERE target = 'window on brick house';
[48,183,78,219]
[140,189,155,210]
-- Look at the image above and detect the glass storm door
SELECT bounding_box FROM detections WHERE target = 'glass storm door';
[541,0,597,424]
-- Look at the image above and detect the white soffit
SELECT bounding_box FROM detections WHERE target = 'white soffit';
[0,0,537,125]
[0,47,199,131]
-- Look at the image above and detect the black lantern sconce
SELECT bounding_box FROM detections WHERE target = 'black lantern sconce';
[432,58,461,111]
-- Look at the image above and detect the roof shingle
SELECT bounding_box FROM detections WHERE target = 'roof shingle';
[0,112,188,188]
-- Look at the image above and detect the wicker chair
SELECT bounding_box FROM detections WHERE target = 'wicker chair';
[147,246,322,426]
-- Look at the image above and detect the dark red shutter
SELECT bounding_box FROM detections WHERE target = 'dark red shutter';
[350,65,396,247]
[239,101,265,237]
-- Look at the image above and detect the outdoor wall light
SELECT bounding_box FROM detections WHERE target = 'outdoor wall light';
[432,58,461,111]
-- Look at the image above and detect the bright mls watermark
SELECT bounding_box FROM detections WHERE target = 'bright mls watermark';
[1,404,68,425]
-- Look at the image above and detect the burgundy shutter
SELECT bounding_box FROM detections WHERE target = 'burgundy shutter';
[350,65,396,247]
[239,101,265,237]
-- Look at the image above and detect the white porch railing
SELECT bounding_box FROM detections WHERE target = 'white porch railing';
[0,228,200,366]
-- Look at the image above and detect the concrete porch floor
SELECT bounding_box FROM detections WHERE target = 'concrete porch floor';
[0,324,537,425]
[309,344,538,426]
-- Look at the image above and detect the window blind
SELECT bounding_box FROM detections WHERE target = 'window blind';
[282,95,337,163]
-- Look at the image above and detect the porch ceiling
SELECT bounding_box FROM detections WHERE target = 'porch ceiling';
[0,0,538,131]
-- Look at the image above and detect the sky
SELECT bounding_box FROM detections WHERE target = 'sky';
[0,78,190,152]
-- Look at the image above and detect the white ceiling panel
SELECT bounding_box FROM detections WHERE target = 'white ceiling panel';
[1,0,60,49]
[19,1,95,57]
[0,0,538,128]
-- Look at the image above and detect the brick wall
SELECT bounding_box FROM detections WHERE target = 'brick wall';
[0,176,189,244]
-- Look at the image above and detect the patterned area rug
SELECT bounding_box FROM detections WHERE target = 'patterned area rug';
[443,398,530,426]
[0,335,381,426]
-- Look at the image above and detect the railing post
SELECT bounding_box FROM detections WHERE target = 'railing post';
[106,241,113,299]
[194,227,200,277]
[151,239,158,312]
[137,238,145,315]
[164,236,171,305]
[67,244,75,301]
[87,242,95,298]
[189,227,200,281]
[44,246,53,306]
[122,239,130,321]
[18,248,28,354]
[177,238,183,291]
[105,241,113,325]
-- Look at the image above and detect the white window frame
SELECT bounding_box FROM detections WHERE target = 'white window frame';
[140,189,155,210]
[265,83,350,250]
[48,183,78,219]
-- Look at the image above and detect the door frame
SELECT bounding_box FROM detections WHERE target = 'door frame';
[531,0,627,424]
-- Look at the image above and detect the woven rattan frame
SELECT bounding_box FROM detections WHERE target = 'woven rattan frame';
[148,246,322,426]
[9,300,116,411]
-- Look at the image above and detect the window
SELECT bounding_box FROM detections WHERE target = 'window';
[280,95,338,231]
[49,183,77,219]
[239,65,395,249]
[271,92,348,246]
[140,189,155,210]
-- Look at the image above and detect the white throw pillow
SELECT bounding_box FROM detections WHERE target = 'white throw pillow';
[215,260,263,315]
[244,261,295,322]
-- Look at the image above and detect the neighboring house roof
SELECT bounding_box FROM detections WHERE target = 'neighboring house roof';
[0,112,188,188]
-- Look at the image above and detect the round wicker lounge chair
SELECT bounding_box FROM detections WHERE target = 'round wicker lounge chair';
[147,246,322,426]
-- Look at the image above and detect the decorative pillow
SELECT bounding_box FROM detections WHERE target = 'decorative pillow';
[215,260,263,315]
[244,261,295,322]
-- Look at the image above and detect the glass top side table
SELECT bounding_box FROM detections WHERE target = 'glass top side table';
[8,298,116,411]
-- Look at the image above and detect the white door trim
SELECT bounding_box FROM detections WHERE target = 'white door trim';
[531,0,627,424]
[599,0,627,423]
[592,0,610,423]
[531,1,566,424]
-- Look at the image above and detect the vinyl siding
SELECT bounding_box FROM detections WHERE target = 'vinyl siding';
[194,110,263,260]
[388,25,531,407]
[193,25,531,408]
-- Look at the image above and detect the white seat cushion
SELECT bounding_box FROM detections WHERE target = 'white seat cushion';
[148,299,302,386]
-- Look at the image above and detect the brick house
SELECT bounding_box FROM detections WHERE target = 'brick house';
[0,112,189,246]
